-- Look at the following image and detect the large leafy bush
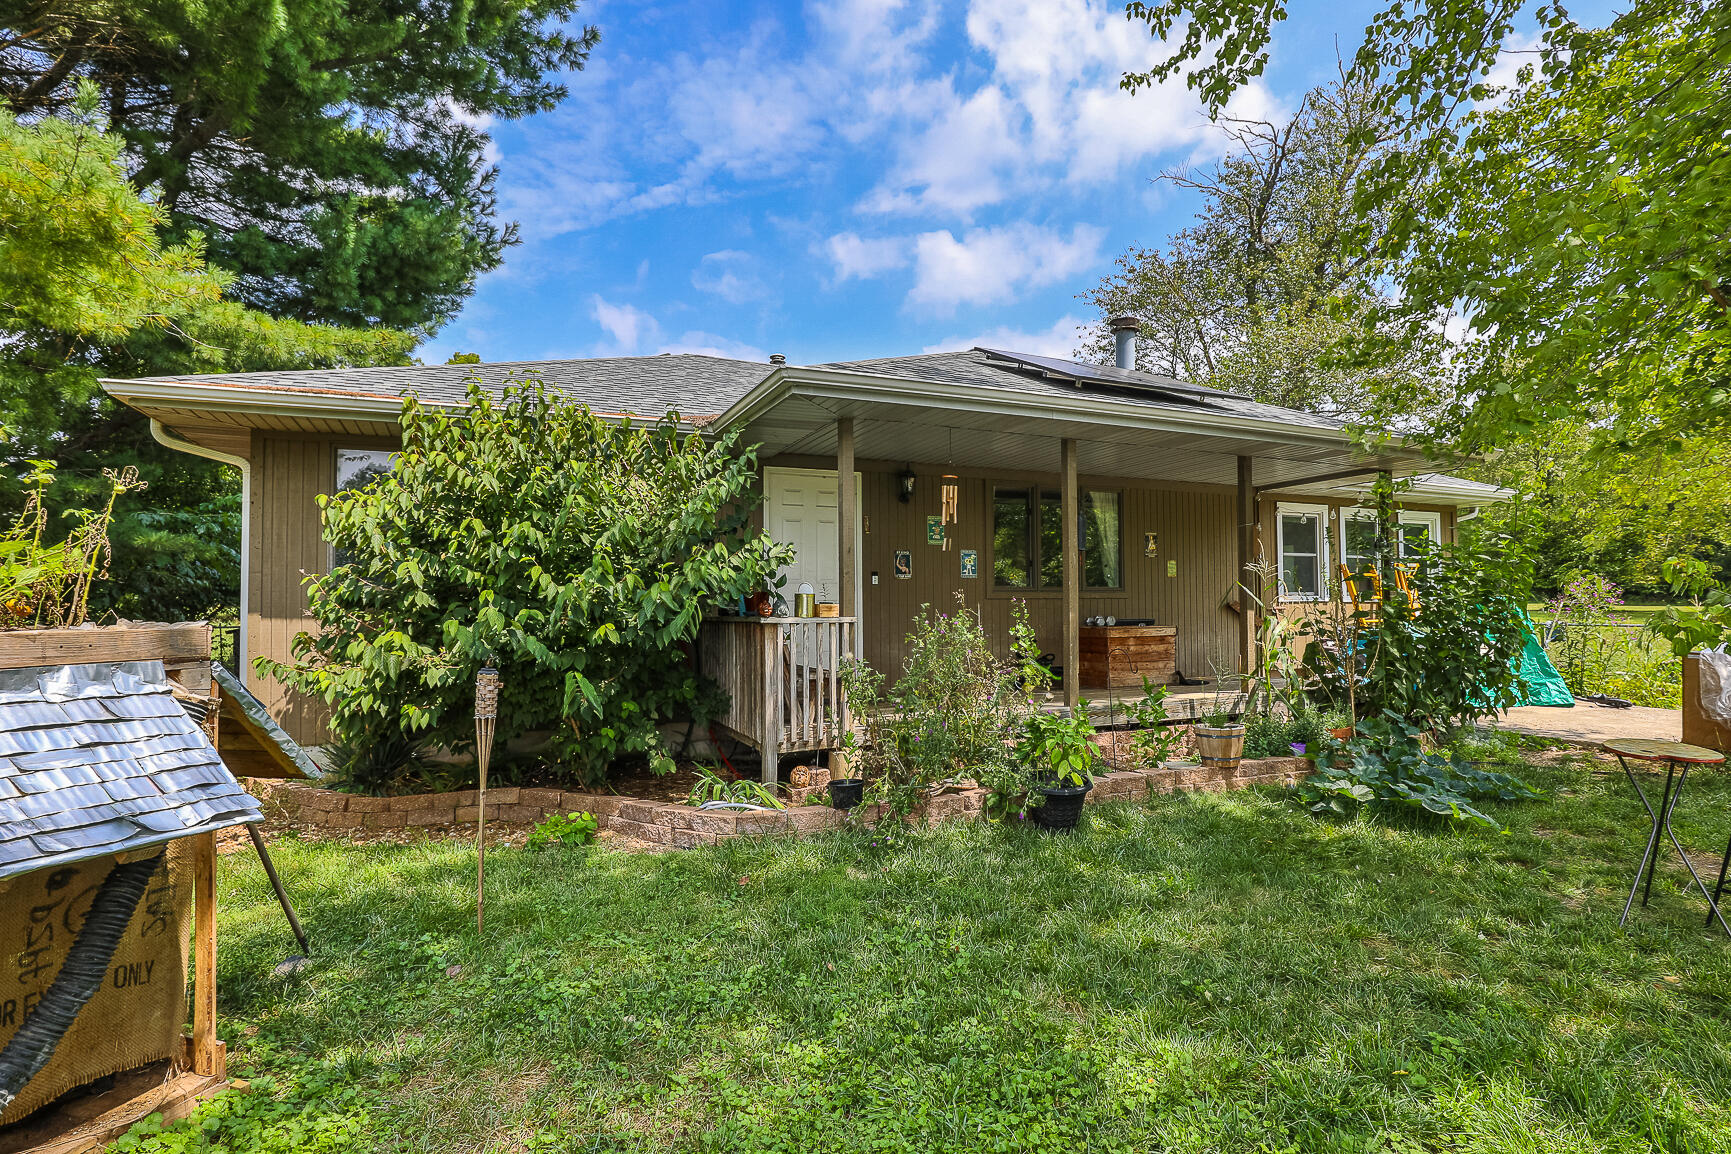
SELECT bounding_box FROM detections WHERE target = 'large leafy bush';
[1303,527,1534,735]
[258,377,790,789]
[838,595,1054,823]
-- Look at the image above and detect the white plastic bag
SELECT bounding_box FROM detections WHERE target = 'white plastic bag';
[1699,645,1731,728]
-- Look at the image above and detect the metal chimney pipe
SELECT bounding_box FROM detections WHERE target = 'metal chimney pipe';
[1108,315,1140,369]
[769,353,786,365]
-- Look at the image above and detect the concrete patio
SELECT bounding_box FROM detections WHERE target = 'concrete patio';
[1488,703,1682,749]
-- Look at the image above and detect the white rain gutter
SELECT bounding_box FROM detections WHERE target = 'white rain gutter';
[148,420,250,672]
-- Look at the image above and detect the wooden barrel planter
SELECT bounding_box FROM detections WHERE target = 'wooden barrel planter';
[1194,723,1247,772]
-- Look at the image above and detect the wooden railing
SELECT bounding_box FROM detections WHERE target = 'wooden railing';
[699,616,855,783]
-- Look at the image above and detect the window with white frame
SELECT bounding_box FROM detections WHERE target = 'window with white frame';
[1338,507,1444,575]
[1276,503,1329,601]
[1397,510,1443,557]
[330,448,395,568]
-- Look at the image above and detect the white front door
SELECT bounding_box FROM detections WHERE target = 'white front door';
[763,466,862,616]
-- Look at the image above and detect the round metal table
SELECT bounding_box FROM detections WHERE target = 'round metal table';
[1604,739,1728,936]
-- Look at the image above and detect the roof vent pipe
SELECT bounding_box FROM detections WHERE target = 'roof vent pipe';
[769,353,786,365]
[1108,315,1141,370]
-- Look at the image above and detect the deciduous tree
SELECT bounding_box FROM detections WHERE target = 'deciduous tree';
[1121,0,1731,452]
[1080,80,1452,428]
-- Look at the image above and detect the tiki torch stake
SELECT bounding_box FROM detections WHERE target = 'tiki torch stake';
[474,666,500,935]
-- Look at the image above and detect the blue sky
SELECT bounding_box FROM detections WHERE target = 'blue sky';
[418,0,1452,367]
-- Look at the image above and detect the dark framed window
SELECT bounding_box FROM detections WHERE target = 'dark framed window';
[992,486,1122,590]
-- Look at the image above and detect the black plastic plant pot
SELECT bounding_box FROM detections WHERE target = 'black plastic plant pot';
[829,778,866,811]
[1031,783,1091,831]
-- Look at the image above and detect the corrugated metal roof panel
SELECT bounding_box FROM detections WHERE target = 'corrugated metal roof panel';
[0,661,261,883]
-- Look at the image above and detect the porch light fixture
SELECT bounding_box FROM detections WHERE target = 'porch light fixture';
[474,665,501,934]
[897,467,916,503]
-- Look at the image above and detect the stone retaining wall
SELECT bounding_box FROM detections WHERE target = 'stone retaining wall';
[245,757,1312,848]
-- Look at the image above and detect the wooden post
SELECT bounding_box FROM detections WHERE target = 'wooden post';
[1377,468,1397,568]
[190,831,222,1078]
[761,623,781,784]
[1237,455,1257,677]
[837,417,856,654]
[1061,438,1081,711]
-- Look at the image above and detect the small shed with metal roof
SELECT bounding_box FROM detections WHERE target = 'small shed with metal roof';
[0,624,259,1145]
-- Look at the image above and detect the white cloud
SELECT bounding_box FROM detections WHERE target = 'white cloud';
[908,223,1104,312]
[691,250,770,303]
[825,232,913,282]
[1478,31,1545,109]
[922,313,1090,357]
[495,0,1254,239]
[860,0,1265,217]
[588,295,768,362]
[591,295,657,356]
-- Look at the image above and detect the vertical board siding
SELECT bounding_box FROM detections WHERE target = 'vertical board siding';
[248,432,399,744]
[242,428,1466,745]
[855,466,1240,681]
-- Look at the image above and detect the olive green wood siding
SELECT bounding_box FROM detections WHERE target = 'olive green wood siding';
[849,465,1242,681]
[247,431,398,744]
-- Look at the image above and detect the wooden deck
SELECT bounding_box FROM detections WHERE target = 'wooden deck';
[699,616,855,783]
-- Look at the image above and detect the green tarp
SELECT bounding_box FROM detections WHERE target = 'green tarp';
[1510,611,1574,707]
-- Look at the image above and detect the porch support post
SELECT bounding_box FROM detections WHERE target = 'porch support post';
[1376,468,1397,578]
[1061,438,1081,711]
[837,417,856,654]
[1237,455,1257,677]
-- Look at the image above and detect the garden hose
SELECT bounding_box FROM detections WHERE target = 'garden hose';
[0,853,165,1114]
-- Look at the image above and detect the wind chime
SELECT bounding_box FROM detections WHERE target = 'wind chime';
[473,665,501,934]
[938,429,958,551]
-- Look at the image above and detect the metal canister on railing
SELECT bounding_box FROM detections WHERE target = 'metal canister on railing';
[795,591,817,617]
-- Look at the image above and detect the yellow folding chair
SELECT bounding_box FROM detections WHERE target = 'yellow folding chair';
[1339,563,1382,627]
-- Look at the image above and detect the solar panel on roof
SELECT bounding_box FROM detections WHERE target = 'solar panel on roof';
[973,347,1249,405]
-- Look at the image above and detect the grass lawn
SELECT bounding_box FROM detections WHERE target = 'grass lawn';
[120,741,1731,1154]
[1526,603,1679,622]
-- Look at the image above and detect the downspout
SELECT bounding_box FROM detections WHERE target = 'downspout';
[150,420,249,671]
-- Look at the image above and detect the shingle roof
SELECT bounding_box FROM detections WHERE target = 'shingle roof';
[819,349,1347,432]
[0,661,262,882]
[129,354,776,421]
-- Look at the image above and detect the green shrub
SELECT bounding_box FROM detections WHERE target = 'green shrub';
[1303,496,1534,734]
[257,376,792,790]
[1649,555,1731,656]
[1242,708,1338,759]
[1015,709,1099,789]
[1117,677,1185,767]
[839,595,1047,823]
[1298,713,1541,828]
[526,811,598,849]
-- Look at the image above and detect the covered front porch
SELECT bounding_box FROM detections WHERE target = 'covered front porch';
[699,351,1439,782]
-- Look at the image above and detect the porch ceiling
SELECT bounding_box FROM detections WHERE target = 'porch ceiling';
[733,387,1420,490]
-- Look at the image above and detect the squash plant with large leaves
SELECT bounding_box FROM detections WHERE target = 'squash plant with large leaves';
[258,377,791,788]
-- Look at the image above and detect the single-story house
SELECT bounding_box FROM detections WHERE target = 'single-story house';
[103,321,1510,763]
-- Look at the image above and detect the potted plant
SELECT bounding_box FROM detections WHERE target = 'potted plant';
[1192,684,1246,772]
[1016,707,1099,832]
[827,736,866,811]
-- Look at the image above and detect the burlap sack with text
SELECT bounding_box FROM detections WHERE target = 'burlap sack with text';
[0,843,191,1125]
